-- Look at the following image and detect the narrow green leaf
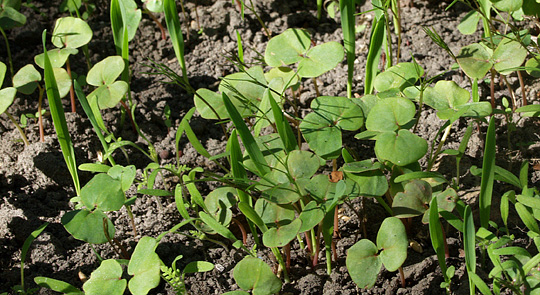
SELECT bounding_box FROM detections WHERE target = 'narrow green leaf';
[164,0,187,82]
[429,198,448,280]
[223,93,270,176]
[199,212,241,247]
[340,0,355,98]
[469,272,493,295]
[365,16,385,95]
[515,202,540,234]
[34,277,82,294]
[479,118,496,228]
[269,92,297,152]
[42,30,80,195]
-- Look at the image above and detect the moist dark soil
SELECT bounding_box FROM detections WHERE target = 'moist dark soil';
[1,0,540,294]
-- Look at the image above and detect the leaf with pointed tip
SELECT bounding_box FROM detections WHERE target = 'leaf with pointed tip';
[490,0,522,12]
[525,57,540,78]
[52,17,92,48]
[118,0,141,41]
[87,56,125,86]
[458,10,481,35]
[0,6,26,29]
[108,165,136,192]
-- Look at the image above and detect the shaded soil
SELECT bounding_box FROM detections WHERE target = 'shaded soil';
[1,0,540,294]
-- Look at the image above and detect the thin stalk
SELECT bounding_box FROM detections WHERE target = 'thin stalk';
[392,0,402,63]
[271,247,289,282]
[398,266,406,287]
[284,243,291,272]
[517,70,527,106]
[247,0,271,37]
[178,0,190,41]
[65,59,76,113]
[126,205,137,237]
[144,8,167,40]
[501,75,516,111]
[317,0,323,19]
[427,124,452,171]
[37,85,45,142]
[312,78,321,97]
[6,111,30,145]
[376,194,393,216]
[490,68,495,109]
[0,27,14,79]
[232,218,248,245]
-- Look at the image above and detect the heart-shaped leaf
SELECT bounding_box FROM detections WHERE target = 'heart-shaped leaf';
[493,39,527,75]
[373,62,424,92]
[264,67,299,91]
[346,239,381,289]
[52,17,93,49]
[366,97,416,132]
[263,218,302,247]
[457,43,493,79]
[13,64,41,95]
[243,133,286,173]
[34,48,78,68]
[297,41,344,78]
[61,209,115,244]
[376,217,408,271]
[344,167,388,197]
[144,0,163,13]
[392,180,432,218]
[436,101,492,120]
[80,173,124,211]
[219,66,267,104]
[375,130,428,166]
[128,237,161,295]
[87,56,125,86]
[265,28,311,67]
[233,257,282,295]
[83,260,126,295]
[194,88,231,119]
[423,81,470,111]
[0,87,16,114]
[300,96,364,159]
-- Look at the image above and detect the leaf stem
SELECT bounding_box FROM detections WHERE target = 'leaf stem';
[5,111,30,145]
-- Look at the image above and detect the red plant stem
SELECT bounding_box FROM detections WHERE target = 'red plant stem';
[305,231,313,256]
[66,59,76,113]
[119,100,137,132]
[285,243,291,273]
[232,218,247,245]
[331,239,337,262]
[398,266,406,287]
[441,222,449,259]
[146,9,166,40]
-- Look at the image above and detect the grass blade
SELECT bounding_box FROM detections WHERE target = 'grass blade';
[269,93,297,152]
[164,0,188,84]
[223,93,270,176]
[463,205,476,295]
[340,0,355,98]
[365,16,385,95]
[21,222,49,291]
[479,118,495,228]
[42,30,80,195]
[429,197,448,280]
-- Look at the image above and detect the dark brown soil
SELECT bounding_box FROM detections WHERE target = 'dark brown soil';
[1,0,540,294]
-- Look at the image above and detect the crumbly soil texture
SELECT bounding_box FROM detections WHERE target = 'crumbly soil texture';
[2,0,540,294]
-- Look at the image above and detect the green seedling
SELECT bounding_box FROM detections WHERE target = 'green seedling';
[161,254,214,294]
[300,96,364,159]
[13,61,72,142]
[346,217,408,288]
[264,28,344,79]
[11,222,48,295]
[226,257,282,295]
[0,0,27,79]
[340,0,355,97]
[42,30,81,195]
[50,16,93,112]
[0,61,27,144]
[164,0,189,86]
